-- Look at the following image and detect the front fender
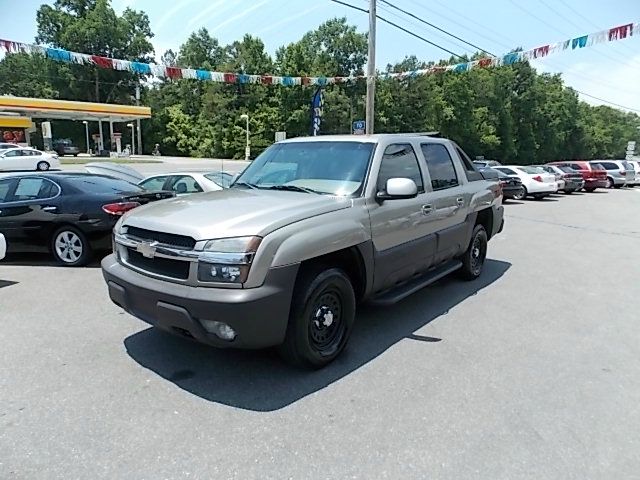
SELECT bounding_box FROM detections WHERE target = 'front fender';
[244,210,371,288]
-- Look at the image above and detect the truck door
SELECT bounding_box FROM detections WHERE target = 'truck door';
[419,143,472,264]
[368,143,437,292]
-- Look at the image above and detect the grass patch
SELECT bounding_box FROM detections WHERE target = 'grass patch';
[60,157,161,165]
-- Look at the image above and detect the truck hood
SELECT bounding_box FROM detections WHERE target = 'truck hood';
[122,188,352,240]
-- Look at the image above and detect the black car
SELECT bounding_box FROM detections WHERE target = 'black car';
[484,168,525,200]
[52,139,80,157]
[0,173,173,266]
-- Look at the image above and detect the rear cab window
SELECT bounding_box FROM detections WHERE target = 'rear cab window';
[453,144,482,181]
[421,143,459,191]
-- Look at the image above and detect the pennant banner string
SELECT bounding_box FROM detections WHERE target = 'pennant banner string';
[0,22,636,85]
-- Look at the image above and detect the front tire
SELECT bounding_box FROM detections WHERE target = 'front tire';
[36,161,50,171]
[279,267,356,369]
[585,187,596,193]
[51,226,91,266]
[606,177,614,189]
[459,225,488,281]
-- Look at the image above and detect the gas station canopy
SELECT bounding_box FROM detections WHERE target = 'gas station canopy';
[0,96,151,122]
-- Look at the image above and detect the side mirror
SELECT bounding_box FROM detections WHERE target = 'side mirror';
[376,178,418,202]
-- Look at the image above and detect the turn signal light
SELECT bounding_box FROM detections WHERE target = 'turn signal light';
[102,202,141,216]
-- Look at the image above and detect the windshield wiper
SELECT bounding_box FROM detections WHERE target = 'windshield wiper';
[266,185,321,194]
[232,181,258,190]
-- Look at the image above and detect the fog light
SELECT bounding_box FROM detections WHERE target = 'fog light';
[201,320,237,341]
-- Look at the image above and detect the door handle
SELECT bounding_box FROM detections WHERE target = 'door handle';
[456,197,464,207]
[421,204,433,215]
[42,206,57,212]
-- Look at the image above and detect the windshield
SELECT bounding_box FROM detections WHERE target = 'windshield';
[204,172,233,188]
[71,175,143,193]
[233,141,375,196]
[521,166,545,174]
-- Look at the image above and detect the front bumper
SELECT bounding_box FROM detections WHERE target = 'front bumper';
[102,254,299,349]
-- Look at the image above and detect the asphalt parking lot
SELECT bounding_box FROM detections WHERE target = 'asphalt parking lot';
[1,188,640,479]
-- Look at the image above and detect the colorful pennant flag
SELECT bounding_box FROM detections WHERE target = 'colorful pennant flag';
[0,21,637,86]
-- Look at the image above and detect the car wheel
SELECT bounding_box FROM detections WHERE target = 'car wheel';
[512,187,525,200]
[459,224,488,281]
[614,185,622,189]
[279,267,356,369]
[73,153,78,157]
[51,226,91,267]
[36,161,50,171]
[606,177,614,189]
[585,188,596,192]
[533,194,545,200]
[564,189,573,194]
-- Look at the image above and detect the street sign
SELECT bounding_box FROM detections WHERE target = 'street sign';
[275,131,286,142]
[41,121,52,139]
[626,141,636,160]
[352,120,365,135]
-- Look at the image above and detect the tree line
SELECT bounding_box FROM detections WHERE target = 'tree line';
[0,0,638,163]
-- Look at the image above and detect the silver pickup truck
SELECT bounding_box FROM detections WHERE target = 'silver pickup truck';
[102,134,504,368]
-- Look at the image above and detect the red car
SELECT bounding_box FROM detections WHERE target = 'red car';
[547,161,608,192]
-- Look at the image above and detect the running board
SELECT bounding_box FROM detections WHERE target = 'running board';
[370,260,463,306]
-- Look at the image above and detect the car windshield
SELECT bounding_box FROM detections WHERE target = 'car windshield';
[233,141,375,195]
[204,172,233,188]
[558,166,575,173]
[70,175,143,193]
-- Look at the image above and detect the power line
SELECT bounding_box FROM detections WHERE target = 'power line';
[379,0,496,56]
[375,2,475,57]
[329,0,465,59]
[566,89,640,113]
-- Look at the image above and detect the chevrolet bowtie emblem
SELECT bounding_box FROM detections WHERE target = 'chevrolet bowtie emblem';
[136,241,159,258]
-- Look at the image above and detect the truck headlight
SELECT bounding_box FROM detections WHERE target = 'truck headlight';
[198,236,261,283]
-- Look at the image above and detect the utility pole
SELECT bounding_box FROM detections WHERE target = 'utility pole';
[135,84,143,155]
[365,0,376,135]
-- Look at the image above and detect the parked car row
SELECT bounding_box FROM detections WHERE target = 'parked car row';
[0,146,60,171]
[482,159,638,200]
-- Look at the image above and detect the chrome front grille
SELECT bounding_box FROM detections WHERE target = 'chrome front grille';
[126,226,196,249]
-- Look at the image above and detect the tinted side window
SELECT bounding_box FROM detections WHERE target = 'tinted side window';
[12,178,58,201]
[421,143,459,190]
[4,150,20,157]
[0,179,15,202]
[569,164,583,170]
[455,147,476,172]
[377,144,424,192]
[599,162,615,169]
[170,175,203,194]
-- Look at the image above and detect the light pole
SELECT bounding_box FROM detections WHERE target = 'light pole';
[240,114,250,161]
[127,123,135,155]
[365,0,377,134]
[82,120,90,154]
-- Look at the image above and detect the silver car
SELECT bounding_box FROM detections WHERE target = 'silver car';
[591,160,634,188]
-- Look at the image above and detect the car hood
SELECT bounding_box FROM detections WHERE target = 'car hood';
[121,188,352,240]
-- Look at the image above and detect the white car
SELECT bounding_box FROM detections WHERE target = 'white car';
[495,165,558,199]
[626,160,640,186]
[0,233,5,260]
[0,142,21,151]
[0,147,60,171]
[138,171,234,195]
[84,162,234,195]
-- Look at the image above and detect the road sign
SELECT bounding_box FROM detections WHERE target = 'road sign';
[626,141,636,160]
[352,120,365,135]
[275,131,286,142]
[41,121,52,139]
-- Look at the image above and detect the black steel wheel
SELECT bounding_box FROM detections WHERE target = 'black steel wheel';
[459,225,488,281]
[279,267,355,369]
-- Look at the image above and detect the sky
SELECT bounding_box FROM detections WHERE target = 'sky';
[2,0,639,112]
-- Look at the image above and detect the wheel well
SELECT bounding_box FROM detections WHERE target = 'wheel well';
[475,208,494,239]
[298,247,367,301]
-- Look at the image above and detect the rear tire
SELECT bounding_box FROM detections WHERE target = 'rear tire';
[585,188,596,193]
[606,177,614,189]
[36,161,50,171]
[278,267,356,369]
[512,187,525,200]
[51,226,91,267]
[459,225,488,281]
[614,185,622,189]
[563,189,573,194]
